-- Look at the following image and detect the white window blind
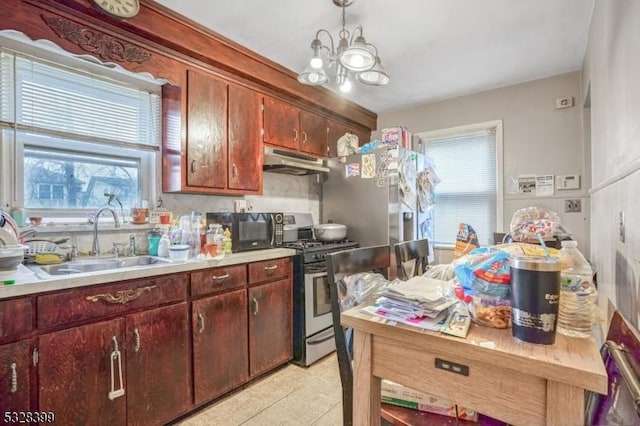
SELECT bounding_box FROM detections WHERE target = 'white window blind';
[0,50,160,149]
[420,130,497,246]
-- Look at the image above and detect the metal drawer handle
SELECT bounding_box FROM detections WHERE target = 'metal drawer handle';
[198,312,205,333]
[232,164,238,178]
[191,159,197,173]
[211,273,230,282]
[86,285,156,304]
[10,362,17,393]
[133,328,141,353]
[108,336,125,400]
[252,297,259,315]
[302,131,308,143]
[264,265,278,274]
[293,128,298,141]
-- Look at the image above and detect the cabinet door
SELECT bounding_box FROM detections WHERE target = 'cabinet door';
[248,278,292,377]
[0,340,31,413]
[228,84,262,192]
[39,319,126,426]
[126,303,191,425]
[300,110,328,157]
[263,96,299,151]
[0,298,33,344]
[352,128,371,147]
[327,119,353,157]
[186,69,228,189]
[192,289,248,404]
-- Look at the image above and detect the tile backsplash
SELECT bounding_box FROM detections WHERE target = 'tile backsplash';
[31,173,322,256]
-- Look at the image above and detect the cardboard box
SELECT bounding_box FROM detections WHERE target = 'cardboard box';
[381,379,478,421]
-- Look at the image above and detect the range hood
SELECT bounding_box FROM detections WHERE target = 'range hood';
[263,147,329,175]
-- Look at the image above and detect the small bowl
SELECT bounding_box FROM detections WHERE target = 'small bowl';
[29,216,43,226]
[168,244,190,261]
[0,245,27,271]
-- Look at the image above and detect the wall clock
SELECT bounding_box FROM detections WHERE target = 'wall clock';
[91,0,140,19]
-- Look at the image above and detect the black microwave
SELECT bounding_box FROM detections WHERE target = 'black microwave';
[205,212,284,252]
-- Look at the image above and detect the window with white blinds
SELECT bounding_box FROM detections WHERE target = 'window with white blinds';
[0,50,160,149]
[0,47,161,216]
[417,121,502,246]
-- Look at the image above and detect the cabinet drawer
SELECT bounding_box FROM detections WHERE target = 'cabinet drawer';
[0,298,32,343]
[191,265,246,297]
[248,258,290,284]
[37,273,188,329]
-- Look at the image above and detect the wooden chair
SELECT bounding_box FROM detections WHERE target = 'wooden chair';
[394,239,429,280]
[327,245,481,425]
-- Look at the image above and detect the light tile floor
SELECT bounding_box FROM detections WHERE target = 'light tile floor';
[177,354,343,426]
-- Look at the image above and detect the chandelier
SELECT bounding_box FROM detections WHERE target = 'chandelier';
[297,0,389,92]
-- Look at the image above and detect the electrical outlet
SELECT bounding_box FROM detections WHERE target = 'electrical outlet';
[564,199,581,213]
[556,97,574,109]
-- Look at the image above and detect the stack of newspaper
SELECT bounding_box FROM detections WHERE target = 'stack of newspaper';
[361,276,457,330]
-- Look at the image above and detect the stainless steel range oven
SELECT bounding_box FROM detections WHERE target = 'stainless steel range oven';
[290,234,359,366]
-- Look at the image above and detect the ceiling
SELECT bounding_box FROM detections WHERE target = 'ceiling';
[154,0,594,114]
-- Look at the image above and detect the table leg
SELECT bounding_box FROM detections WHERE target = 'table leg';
[546,381,584,425]
[352,329,381,426]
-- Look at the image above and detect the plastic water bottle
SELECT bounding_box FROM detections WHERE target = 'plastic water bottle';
[557,240,597,338]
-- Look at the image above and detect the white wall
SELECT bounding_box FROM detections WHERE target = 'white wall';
[584,0,640,328]
[375,72,589,255]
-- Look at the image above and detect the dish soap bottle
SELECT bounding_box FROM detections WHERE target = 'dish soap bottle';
[223,227,232,255]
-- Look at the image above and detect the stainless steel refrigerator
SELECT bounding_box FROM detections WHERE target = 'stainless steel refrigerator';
[322,146,435,260]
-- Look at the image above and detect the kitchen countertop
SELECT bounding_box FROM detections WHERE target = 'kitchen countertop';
[0,248,296,299]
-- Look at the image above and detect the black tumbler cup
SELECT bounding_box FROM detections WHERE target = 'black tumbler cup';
[509,256,562,344]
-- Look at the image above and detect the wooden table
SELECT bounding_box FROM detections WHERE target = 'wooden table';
[341,305,608,426]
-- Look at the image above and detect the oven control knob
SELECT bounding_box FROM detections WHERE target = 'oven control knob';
[313,254,321,260]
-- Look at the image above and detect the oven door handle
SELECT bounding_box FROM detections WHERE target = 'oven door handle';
[307,327,335,345]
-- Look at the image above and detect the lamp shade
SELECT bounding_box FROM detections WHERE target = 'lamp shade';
[338,36,375,72]
[298,63,329,86]
[356,57,389,86]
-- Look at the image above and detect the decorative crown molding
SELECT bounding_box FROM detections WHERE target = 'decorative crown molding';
[41,14,151,64]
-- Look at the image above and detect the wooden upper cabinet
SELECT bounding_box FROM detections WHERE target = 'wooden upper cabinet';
[327,119,371,157]
[186,69,228,189]
[299,110,328,157]
[228,84,262,192]
[353,128,371,147]
[327,119,352,157]
[262,96,300,151]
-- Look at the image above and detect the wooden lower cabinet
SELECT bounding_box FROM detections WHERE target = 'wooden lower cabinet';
[0,339,32,413]
[37,303,191,425]
[126,302,191,425]
[248,278,292,377]
[192,288,248,404]
[38,318,126,426]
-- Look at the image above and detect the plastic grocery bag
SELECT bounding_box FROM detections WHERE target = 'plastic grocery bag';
[453,247,511,299]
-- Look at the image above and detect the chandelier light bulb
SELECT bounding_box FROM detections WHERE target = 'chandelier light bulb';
[339,79,352,93]
[310,57,323,69]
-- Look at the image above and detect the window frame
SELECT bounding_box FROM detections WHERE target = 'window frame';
[415,119,504,247]
[0,33,162,222]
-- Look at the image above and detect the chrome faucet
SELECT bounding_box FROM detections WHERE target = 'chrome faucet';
[92,207,120,256]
